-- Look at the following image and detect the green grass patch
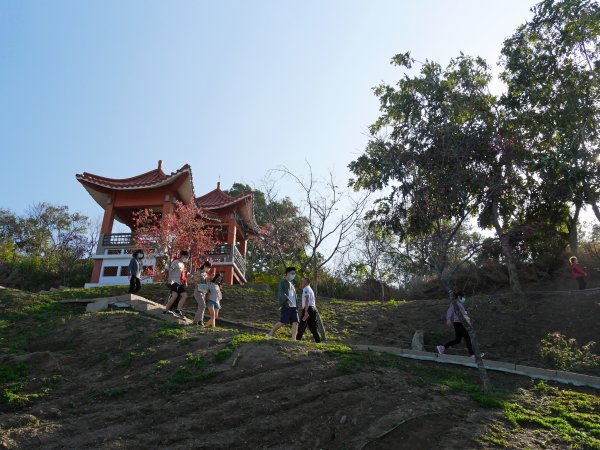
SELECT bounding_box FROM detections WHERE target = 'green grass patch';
[119,351,138,367]
[214,347,234,362]
[166,366,218,392]
[186,353,208,370]
[212,332,268,362]
[155,359,171,371]
[502,382,600,449]
[0,362,29,384]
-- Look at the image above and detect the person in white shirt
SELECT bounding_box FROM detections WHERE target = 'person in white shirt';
[164,251,189,318]
[296,277,321,342]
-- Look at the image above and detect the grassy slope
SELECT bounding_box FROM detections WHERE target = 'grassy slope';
[0,285,598,449]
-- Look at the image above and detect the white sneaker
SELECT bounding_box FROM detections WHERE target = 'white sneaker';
[470,353,485,358]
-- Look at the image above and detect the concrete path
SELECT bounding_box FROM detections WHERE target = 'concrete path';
[353,344,600,390]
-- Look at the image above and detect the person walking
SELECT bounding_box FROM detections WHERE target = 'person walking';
[190,261,212,325]
[128,249,144,294]
[205,273,223,328]
[437,292,481,358]
[266,267,299,340]
[569,256,588,290]
[296,277,321,343]
[164,251,189,318]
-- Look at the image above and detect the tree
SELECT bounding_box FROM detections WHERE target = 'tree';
[226,182,310,278]
[347,221,396,303]
[349,53,500,390]
[133,201,215,277]
[275,163,369,294]
[501,0,600,235]
[0,203,95,288]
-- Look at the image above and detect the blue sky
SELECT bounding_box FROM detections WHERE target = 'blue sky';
[0,0,540,228]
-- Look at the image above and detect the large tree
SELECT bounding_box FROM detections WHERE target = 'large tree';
[349,54,505,390]
[350,52,530,296]
[501,0,600,247]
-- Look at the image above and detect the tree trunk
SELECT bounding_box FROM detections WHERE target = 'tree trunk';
[380,279,386,303]
[312,261,319,296]
[490,202,523,296]
[568,203,581,255]
[441,281,492,393]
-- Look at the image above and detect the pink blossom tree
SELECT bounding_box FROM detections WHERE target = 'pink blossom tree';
[132,201,216,279]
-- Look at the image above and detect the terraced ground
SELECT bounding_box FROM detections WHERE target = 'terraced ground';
[0,284,599,449]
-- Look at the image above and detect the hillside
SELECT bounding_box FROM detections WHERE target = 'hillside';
[0,285,599,449]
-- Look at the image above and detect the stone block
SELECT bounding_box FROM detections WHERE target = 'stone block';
[86,300,110,313]
[411,330,425,351]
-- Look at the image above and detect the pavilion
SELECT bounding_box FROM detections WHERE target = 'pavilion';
[76,161,259,287]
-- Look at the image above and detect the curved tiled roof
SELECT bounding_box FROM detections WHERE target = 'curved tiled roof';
[195,185,252,209]
[195,184,260,233]
[76,162,259,234]
[76,161,192,191]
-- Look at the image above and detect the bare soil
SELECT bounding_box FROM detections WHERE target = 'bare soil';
[0,278,598,449]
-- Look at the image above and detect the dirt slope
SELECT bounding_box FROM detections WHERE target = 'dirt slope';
[0,285,598,449]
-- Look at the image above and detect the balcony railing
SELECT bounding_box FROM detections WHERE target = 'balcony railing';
[99,234,246,278]
[207,243,247,277]
[102,233,134,247]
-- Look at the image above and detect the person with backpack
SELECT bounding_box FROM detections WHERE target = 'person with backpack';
[436,291,482,358]
[128,249,144,294]
[296,277,321,343]
[164,251,189,318]
[205,273,223,328]
[266,267,299,340]
[569,256,588,290]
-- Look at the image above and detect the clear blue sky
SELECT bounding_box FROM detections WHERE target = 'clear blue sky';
[0,0,539,228]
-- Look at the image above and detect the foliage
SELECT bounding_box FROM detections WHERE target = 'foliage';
[133,200,216,276]
[501,382,600,449]
[540,332,600,371]
[0,204,96,290]
[501,0,600,227]
[226,182,310,279]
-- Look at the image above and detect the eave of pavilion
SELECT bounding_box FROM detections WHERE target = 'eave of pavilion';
[76,161,195,224]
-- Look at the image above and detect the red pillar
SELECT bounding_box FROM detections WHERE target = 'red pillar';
[240,237,247,258]
[223,266,234,285]
[227,217,237,245]
[163,196,175,215]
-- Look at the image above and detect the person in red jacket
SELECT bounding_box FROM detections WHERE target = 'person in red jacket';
[569,256,588,290]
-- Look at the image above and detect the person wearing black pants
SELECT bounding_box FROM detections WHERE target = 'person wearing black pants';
[128,250,144,294]
[437,291,480,357]
[443,322,473,355]
[296,277,321,343]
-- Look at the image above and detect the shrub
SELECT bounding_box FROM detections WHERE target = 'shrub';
[540,332,600,371]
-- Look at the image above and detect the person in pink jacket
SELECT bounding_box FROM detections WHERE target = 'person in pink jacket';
[437,291,477,357]
[569,256,588,290]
